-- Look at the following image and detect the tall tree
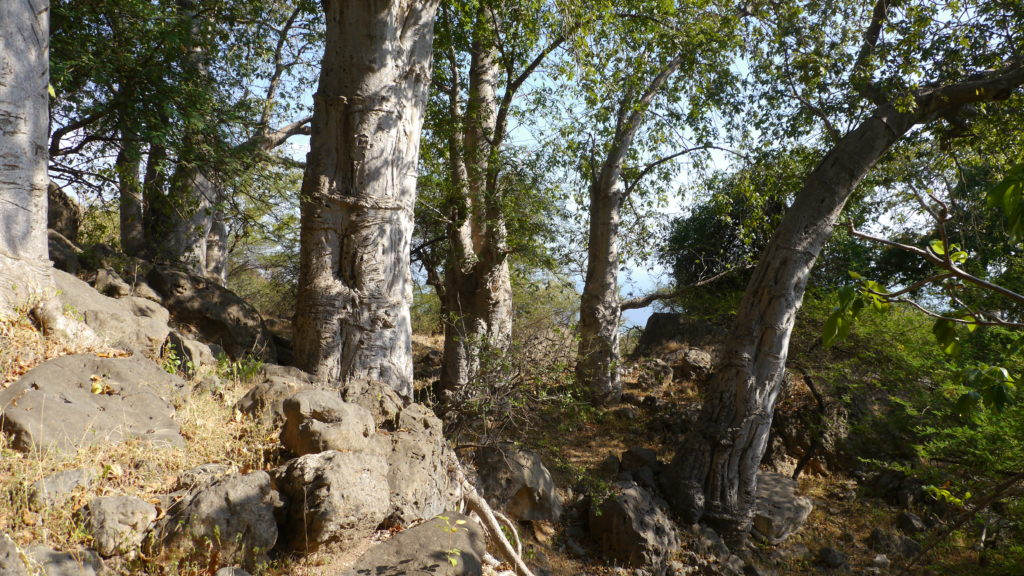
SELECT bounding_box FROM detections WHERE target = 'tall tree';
[663,0,1024,541]
[293,0,440,396]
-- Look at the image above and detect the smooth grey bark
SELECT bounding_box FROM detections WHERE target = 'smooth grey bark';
[293,0,439,398]
[0,0,52,315]
[206,212,228,285]
[440,9,514,402]
[576,55,684,405]
[664,64,1024,541]
[0,0,50,263]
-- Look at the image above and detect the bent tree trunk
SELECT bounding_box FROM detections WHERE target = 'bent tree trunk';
[0,0,52,314]
[293,0,439,398]
[440,10,513,403]
[664,105,916,540]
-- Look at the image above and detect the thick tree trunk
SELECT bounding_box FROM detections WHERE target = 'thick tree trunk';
[167,166,218,274]
[0,0,52,315]
[142,141,173,258]
[576,177,624,404]
[440,11,514,402]
[293,0,439,398]
[116,140,145,256]
[663,104,916,541]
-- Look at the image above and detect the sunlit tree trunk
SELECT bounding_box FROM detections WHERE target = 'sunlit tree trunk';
[293,0,439,398]
[0,0,52,314]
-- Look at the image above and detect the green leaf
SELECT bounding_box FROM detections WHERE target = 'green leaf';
[47,83,56,98]
[848,270,862,280]
[955,390,982,416]
[929,239,946,256]
[823,310,843,347]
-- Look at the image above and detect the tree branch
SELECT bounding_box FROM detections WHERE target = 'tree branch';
[851,0,893,104]
[620,265,748,311]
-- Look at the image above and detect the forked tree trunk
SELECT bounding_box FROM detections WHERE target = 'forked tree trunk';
[293,0,439,397]
[440,10,513,401]
[662,104,917,541]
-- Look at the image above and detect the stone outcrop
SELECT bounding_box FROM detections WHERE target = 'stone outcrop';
[235,367,316,427]
[146,266,276,362]
[589,480,680,575]
[30,468,99,509]
[275,450,390,553]
[750,473,814,544]
[279,389,376,456]
[473,443,562,522]
[341,512,487,576]
[150,472,280,568]
[84,496,157,557]
[0,354,186,453]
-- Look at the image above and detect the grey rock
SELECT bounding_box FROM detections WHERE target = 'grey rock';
[214,569,251,576]
[174,463,234,492]
[750,473,813,544]
[48,230,81,275]
[599,454,621,477]
[151,472,279,568]
[473,443,562,522]
[276,450,390,553]
[129,281,162,302]
[638,359,673,388]
[146,266,276,362]
[94,268,130,298]
[165,331,215,377]
[589,481,680,575]
[338,378,405,428]
[690,524,729,559]
[896,511,926,535]
[664,347,714,381]
[86,496,157,557]
[53,270,169,358]
[235,369,313,427]
[280,389,376,456]
[0,354,186,453]
[0,534,29,576]
[815,547,847,569]
[47,184,82,242]
[380,404,461,526]
[341,512,486,576]
[867,528,921,559]
[871,554,890,570]
[24,546,103,576]
[30,468,98,509]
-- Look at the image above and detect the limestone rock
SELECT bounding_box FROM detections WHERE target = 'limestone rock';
[146,266,276,362]
[279,389,376,456]
[30,468,98,509]
[48,230,81,274]
[381,404,461,526]
[24,546,103,576]
[275,450,390,553]
[151,472,280,568]
[0,534,29,576]
[589,481,680,575]
[473,443,562,522]
[235,366,316,426]
[47,183,82,242]
[665,347,714,381]
[85,496,157,557]
[750,473,813,544]
[341,512,486,576]
[94,268,130,298]
[165,331,216,377]
[0,354,186,453]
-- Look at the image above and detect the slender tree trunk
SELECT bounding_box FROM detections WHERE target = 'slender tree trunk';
[663,104,916,541]
[293,0,439,398]
[0,0,51,314]
[440,10,514,402]
[206,211,228,284]
[116,138,145,256]
[576,175,624,404]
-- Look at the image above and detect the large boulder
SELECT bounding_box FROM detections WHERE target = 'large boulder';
[589,480,680,575]
[633,313,726,357]
[53,269,170,358]
[146,266,276,362]
[24,546,103,576]
[750,473,814,544]
[150,472,280,568]
[473,443,562,522]
[235,366,316,427]
[381,404,461,527]
[0,534,29,576]
[341,512,487,576]
[663,347,714,381]
[47,183,82,243]
[275,450,390,553]
[279,389,376,456]
[84,496,157,557]
[48,229,81,274]
[0,354,187,453]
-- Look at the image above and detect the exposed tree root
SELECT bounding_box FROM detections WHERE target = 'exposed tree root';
[456,466,535,576]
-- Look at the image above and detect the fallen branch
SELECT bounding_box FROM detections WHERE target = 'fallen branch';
[456,467,535,576]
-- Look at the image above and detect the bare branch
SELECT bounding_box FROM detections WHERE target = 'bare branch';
[620,265,749,310]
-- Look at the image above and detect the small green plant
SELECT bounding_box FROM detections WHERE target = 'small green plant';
[217,354,264,383]
[437,515,468,569]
